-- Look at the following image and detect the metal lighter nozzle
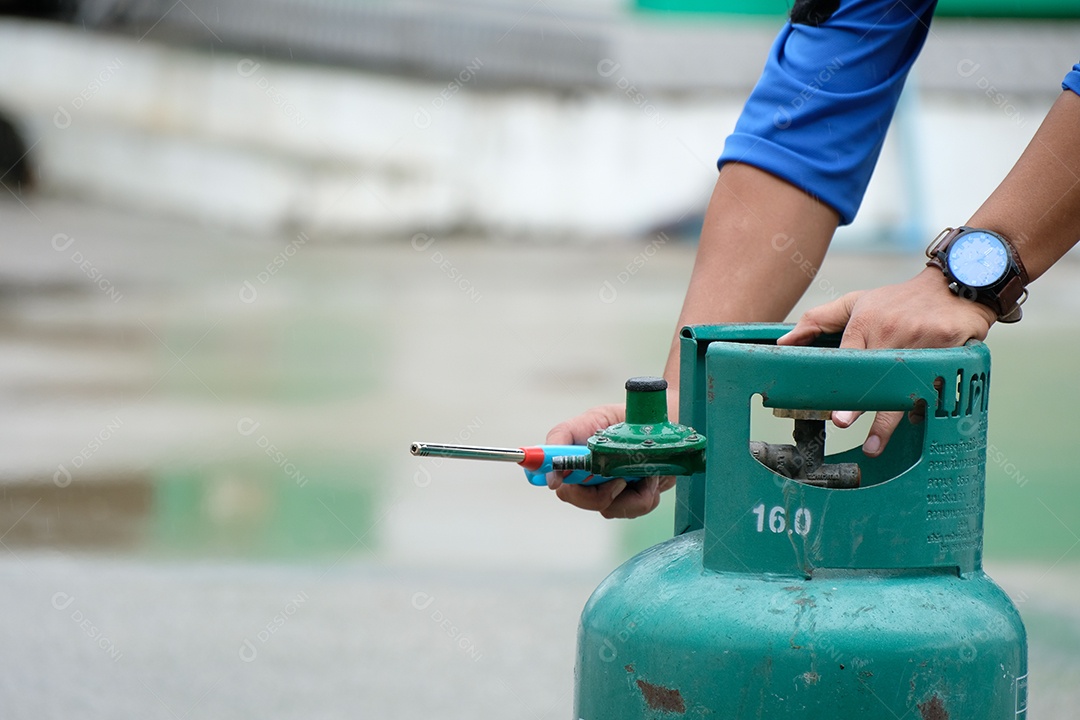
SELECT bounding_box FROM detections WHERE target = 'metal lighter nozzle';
[409,442,527,464]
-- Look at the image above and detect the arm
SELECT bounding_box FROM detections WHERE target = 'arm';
[547,0,936,517]
[969,89,1080,278]
[548,163,838,518]
[662,164,840,381]
[779,89,1080,454]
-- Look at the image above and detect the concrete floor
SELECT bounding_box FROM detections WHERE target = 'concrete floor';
[1,196,1078,718]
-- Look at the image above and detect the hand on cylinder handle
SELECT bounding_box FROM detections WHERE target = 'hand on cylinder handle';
[777,268,997,457]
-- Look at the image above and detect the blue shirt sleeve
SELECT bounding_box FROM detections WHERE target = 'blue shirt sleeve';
[1063,63,1080,96]
[718,0,937,226]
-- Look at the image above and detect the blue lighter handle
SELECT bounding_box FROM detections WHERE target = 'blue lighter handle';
[521,445,623,487]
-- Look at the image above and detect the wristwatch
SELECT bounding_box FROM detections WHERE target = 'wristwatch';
[925,226,1029,323]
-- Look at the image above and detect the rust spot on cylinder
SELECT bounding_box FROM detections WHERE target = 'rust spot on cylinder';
[636,678,686,713]
[918,695,949,720]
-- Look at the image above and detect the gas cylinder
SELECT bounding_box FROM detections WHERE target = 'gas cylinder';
[575,324,1027,719]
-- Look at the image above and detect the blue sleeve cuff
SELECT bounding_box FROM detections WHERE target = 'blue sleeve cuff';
[1063,63,1080,96]
[718,0,936,226]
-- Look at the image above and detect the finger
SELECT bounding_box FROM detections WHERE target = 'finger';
[777,292,863,346]
[862,411,904,457]
[601,477,660,520]
[775,322,817,346]
[832,410,863,428]
[555,478,627,512]
[546,471,563,490]
[545,404,625,447]
[837,327,868,350]
[545,421,574,446]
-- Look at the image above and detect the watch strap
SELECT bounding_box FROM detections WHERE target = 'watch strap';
[924,227,963,275]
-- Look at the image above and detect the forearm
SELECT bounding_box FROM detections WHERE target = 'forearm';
[662,163,839,384]
[968,90,1080,280]
[662,0,934,387]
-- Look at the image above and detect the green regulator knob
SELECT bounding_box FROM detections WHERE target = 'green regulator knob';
[585,377,707,478]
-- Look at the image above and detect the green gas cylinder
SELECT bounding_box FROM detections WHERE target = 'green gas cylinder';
[575,324,1027,719]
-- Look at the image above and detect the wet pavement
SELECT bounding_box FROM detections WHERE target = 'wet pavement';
[2,196,1079,717]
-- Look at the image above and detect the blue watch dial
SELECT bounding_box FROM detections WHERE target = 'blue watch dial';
[947,231,1009,288]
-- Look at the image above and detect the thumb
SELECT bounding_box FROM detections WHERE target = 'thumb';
[777,292,863,346]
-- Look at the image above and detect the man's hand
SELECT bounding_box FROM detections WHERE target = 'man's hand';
[777,267,997,456]
[545,402,676,519]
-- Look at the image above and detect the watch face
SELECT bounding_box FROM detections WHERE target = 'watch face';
[947,231,1009,288]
